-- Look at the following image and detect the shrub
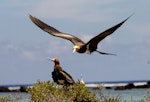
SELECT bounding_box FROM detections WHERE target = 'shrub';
[0,93,26,102]
[27,80,97,102]
[0,96,12,102]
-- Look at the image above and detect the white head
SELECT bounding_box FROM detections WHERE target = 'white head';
[73,45,80,53]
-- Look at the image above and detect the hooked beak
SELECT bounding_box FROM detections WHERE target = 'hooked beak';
[47,57,54,61]
[72,48,76,53]
[72,49,75,53]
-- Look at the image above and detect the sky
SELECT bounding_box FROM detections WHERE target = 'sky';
[0,0,150,85]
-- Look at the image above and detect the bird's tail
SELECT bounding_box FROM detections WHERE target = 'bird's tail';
[96,50,117,56]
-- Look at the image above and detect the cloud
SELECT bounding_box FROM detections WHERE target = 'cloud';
[19,50,39,61]
[18,41,71,60]
[31,0,122,22]
[0,40,73,62]
[0,42,17,51]
[0,42,41,61]
[79,34,93,42]
[131,23,150,35]
[45,41,71,55]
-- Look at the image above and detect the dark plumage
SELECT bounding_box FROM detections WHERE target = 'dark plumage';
[48,58,75,85]
[29,14,131,55]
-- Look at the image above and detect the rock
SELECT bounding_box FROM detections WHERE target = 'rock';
[19,86,27,92]
[0,86,10,92]
[125,83,135,89]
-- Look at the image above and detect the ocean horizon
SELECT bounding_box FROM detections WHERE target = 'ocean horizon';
[0,87,150,102]
[0,80,150,102]
[1,79,150,87]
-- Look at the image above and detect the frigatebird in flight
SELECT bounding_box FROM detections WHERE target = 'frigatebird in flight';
[29,15,131,55]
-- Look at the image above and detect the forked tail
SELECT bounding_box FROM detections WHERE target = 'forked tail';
[96,50,117,56]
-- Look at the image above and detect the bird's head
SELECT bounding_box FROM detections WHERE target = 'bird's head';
[47,57,60,65]
[73,45,80,53]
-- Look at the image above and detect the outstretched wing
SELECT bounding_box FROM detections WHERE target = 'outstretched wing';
[29,14,85,46]
[86,16,131,49]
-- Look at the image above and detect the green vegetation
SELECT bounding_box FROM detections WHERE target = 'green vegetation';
[0,95,12,102]
[27,80,97,102]
[1,81,150,102]
[27,80,120,102]
[0,93,27,102]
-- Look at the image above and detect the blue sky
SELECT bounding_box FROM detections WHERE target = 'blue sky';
[0,0,150,85]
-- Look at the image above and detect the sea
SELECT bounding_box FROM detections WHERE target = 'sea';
[0,80,150,102]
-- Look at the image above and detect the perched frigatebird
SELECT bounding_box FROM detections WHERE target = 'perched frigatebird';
[48,58,75,85]
[29,15,131,55]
